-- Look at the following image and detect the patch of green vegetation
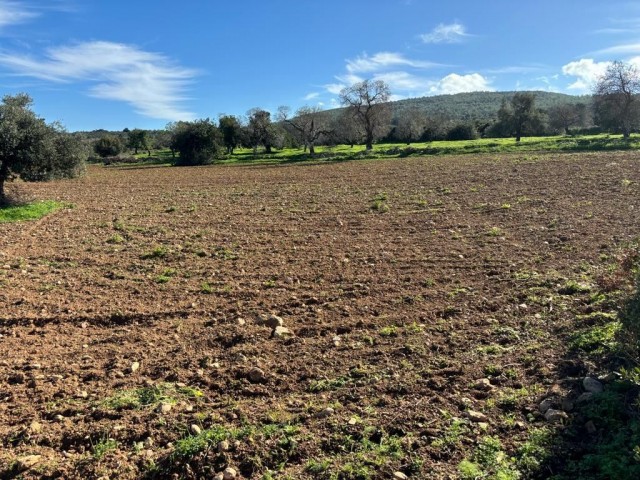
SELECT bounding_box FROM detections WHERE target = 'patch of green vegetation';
[200,281,213,294]
[141,246,169,260]
[570,322,620,354]
[0,200,68,223]
[459,436,520,480]
[370,192,390,213]
[92,437,118,460]
[379,325,399,337]
[101,383,202,410]
[432,417,469,450]
[171,425,232,460]
[212,245,239,260]
[558,280,591,295]
[106,233,125,244]
[155,268,177,283]
[554,385,640,480]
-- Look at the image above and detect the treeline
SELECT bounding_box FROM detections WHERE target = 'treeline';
[77,62,640,164]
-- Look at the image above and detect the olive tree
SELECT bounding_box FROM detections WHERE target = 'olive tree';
[339,79,391,150]
[495,92,544,142]
[127,128,151,155]
[277,105,332,155]
[548,103,588,135]
[170,119,221,166]
[246,108,277,154]
[0,94,85,205]
[94,135,123,158]
[594,60,640,138]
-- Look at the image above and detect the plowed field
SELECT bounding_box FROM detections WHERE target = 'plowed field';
[0,151,639,479]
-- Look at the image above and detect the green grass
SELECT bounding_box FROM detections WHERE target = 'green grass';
[101,383,203,410]
[115,134,640,169]
[0,200,67,223]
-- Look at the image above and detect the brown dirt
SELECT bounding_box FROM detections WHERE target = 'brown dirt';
[0,151,639,479]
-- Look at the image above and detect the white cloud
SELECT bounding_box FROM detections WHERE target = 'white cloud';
[420,22,470,44]
[372,71,432,92]
[303,92,319,100]
[561,58,610,92]
[429,73,493,95]
[0,41,197,120]
[346,52,440,73]
[0,0,38,29]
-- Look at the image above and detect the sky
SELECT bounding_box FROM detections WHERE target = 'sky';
[0,0,639,131]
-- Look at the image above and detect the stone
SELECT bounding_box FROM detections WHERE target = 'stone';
[16,455,42,471]
[539,398,554,414]
[190,424,201,435]
[248,367,267,383]
[143,437,154,448]
[561,399,574,412]
[54,414,65,422]
[223,467,237,479]
[236,317,246,326]
[393,472,409,480]
[213,474,224,480]
[585,420,597,434]
[474,378,494,391]
[576,392,594,404]
[583,377,603,394]
[29,421,42,434]
[130,362,140,373]
[466,410,489,423]
[348,417,358,425]
[217,439,230,452]
[158,403,172,414]
[272,326,293,338]
[315,407,335,419]
[265,315,284,329]
[544,409,568,423]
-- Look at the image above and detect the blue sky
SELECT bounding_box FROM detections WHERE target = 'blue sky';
[0,0,639,131]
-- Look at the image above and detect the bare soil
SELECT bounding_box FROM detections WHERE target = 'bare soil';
[0,151,639,479]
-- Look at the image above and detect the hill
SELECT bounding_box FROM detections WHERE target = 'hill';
[386,91,588,123]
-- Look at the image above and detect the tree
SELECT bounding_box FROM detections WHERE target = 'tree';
[339,79,391,150]
[446,123,478,141]
[218,115,243,154]
[496,92,543,142]
[548,103,588,135]
[392,108,426,144]
[277,106,332,155]
[0,94,85,204]
[594,60,640,138]
[127,128,151,155]
[170,119,221,166]
[94,135,123,158]
[246,108,277,154]
[332,109,363,147]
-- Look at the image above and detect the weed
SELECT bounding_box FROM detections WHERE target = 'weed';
[370,192,390,212]
[570,322,620,354]
[201,281,213,294]
[92,437,118,460]
[107,233,125,244]
[141,246,169,260]
[379,325,399,337]
[102,383,202,410]
[488,226,503,237]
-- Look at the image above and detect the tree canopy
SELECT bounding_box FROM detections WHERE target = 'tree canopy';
[0,94,86,204]
[340,80,392,150]
[594,60,640,138]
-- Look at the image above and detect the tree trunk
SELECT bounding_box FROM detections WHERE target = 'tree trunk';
[623,126,631,139]
[309,144,315,155]
[0,173,6,206]
[365,132,374,150]
[265,145,272,154]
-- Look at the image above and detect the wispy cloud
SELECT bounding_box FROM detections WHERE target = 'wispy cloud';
[592,42,640,56]
[561,58,610,91]
[346,52,441,74]
[0,0,39,30]
[303,92,319,101]
[485,65,546,74]
[0,41,197,120]
[420,22,471,44]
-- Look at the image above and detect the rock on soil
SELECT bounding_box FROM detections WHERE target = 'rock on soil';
[466,410,489,423]
[583,377,604,393]
[544,409,568,423]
